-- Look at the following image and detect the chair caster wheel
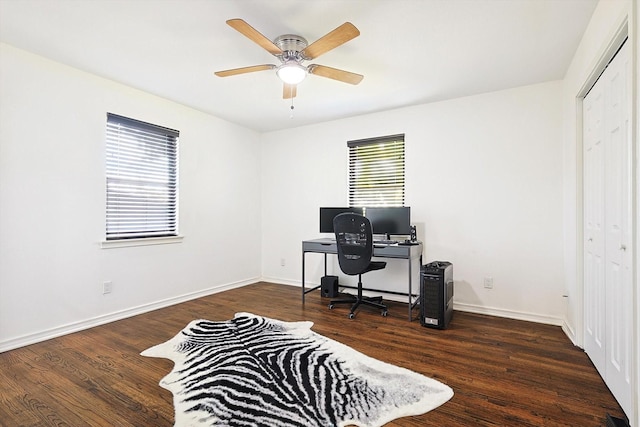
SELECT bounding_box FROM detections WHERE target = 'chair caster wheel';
[348,313,355,319]
[382,310,388,317]
[328,304,334,309]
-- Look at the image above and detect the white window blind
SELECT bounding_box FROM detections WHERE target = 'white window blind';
[105,113,179,240]
[348,134,405,207]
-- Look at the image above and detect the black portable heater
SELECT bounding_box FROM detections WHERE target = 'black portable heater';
[420,261,454,329]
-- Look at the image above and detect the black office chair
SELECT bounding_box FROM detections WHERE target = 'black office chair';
[329,212,388,319]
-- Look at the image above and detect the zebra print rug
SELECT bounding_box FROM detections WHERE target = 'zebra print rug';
[141,312,453,427]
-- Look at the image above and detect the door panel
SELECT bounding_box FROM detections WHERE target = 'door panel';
[602,41,632,419]
[583,79,606,373]
[583,40,632,419]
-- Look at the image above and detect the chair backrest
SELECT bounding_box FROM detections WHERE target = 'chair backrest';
[333,212,374,276]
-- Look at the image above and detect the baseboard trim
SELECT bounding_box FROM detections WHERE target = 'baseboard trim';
[0,278,257,353]
[561,320,579,347]
[261,276,301,288]
[1,280,566,352]
[269,280,564,327]
[451,302,564,326]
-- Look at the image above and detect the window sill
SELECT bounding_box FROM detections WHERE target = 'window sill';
[100,235,184,249]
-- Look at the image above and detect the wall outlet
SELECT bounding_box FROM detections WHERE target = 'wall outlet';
[280,258,286,267]
[483,277,493,289]
[103,281,112,295]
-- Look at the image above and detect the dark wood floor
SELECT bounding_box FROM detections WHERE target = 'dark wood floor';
[0,282,626,426]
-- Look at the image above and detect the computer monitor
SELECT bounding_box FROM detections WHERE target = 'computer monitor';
[364,206,411,238]
[319,207,364,233]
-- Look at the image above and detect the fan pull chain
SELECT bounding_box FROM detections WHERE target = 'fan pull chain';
[290,97,295,119]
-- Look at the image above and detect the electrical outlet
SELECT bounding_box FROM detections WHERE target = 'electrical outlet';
[484,277,493,289]
[280,258,286,267]
[103,281,112,295]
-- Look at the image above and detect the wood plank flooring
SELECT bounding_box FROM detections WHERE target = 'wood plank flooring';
[0,282,626,426]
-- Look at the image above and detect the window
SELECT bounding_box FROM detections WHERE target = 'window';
[348,134,405,207]
[105,113,179,241]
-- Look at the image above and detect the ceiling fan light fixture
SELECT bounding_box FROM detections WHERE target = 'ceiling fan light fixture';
[276,62,307,85]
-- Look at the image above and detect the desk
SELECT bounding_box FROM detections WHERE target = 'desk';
[302,238,423,320]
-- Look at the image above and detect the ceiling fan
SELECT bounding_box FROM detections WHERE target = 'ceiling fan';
[215,19,363,99]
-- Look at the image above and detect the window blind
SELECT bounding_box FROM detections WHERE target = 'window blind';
[105,113,179,240]
[348,134,405,207]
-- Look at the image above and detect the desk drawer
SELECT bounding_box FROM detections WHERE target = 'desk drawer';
[373,245,410,258]
[303,241,337,253]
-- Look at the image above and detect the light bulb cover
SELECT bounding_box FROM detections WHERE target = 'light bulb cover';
[276,62,307,85]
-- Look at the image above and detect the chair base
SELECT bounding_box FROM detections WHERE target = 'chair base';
[329,294,388,319]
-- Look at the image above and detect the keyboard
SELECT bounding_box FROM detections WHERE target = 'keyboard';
[374,239,397,245]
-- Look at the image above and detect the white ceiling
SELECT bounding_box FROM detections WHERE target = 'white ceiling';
[0,0,598,133]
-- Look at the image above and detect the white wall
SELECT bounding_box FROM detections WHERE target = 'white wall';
[261,81,565,324]
[0,44,262,351]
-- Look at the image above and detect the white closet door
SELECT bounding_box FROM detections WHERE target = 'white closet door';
[603,40,632,418]
[583,40,632,419]
[583,70,606,373]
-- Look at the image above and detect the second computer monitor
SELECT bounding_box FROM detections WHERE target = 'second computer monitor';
[365,206,411,237]
[319,207,364,233]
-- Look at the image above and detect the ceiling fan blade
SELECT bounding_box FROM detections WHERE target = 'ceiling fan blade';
[226,19,282,56]
[301,22,360,60]
[215,64,276,77]
[283,84,297,99]
[308,65,363,85]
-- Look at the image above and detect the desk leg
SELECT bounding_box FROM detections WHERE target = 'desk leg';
[302,251,330,304]
[408,257,412,321]
[324,253,328,275]
[302,251,306,304]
